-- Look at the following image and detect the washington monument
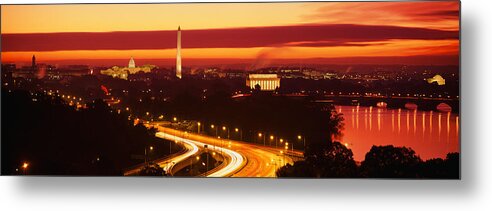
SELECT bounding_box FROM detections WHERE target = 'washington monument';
[176,26,182,79]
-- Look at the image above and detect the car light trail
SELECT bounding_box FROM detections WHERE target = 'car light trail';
[206,145,244,177]
[156,131,245,177]
[155,132,199,172]
[154,125,300,177]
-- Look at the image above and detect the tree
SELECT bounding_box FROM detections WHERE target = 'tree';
[275,106,350,178]
[313,142,358,177]
[419,158,447,178]
[277,142,357,178]
[138,162,167,176]
[360,145,422,178]
[276,161,316,177]
[444,152,460,178]
[1,90,169,176]
[417,152,459,179]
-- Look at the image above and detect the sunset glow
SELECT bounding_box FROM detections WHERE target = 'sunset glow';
[1,2,459,66]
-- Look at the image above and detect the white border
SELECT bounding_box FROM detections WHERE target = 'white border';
[2,0,492,211]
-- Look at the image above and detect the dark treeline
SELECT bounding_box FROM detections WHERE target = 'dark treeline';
[1,90,175,175]
[125,79,342,147]
[277,142,459,179]
[280,77,459,99]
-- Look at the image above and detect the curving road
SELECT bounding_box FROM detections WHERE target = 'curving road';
[154,132,200,173]
[154,126,246,177]
[154,125,300,177]
[123,131,200,176]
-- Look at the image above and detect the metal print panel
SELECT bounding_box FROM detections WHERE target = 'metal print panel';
[0,1,460,178]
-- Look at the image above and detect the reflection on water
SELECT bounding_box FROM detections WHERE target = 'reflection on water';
[337,106,460,161]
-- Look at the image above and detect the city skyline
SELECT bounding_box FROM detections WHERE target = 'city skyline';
[1,2,459,66]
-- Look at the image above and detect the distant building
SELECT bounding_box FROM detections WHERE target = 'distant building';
[427,74,446,85]
[2,63,16,72]
[128,57,136,68]
[246,74,280,91]
[100,57,156,80]
[1,64,15,86]
[31,55,37,69]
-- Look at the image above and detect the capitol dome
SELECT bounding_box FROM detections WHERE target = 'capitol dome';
[128,57,136,68]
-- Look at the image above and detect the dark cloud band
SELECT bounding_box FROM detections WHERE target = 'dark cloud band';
[2,24,458,52]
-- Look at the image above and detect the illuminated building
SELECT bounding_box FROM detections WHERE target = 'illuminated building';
[246,74,280,91]
[427,74,446,85]
[128,56,136,68]
[176,26,182,79]
[100,57,156,80]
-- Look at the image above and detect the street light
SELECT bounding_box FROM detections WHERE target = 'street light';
[211,124,218,138]
[144,146,154,165]
[287,141,294,153]
[258,132,265,145]
[190,155,200,176]
[173,117,177,122]
[235,128,242,141]
[222,126,230,139]
[298,135,306,149]
[22,162,29,175]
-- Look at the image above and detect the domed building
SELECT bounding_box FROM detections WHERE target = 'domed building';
[128,57,136,68]
[427,74,446,85]
[100,57,155,80]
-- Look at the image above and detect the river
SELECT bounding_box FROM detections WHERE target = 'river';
[335,105,460,161]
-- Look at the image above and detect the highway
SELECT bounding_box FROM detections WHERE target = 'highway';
[154,126,246,177]
[230,142,299,177]
[154,125,300,177]
[154,132,200,173]
[123,131,199,176]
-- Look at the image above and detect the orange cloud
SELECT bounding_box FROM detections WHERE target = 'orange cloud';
[303,1,459,30]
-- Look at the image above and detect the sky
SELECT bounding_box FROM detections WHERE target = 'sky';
[1,2,460,67]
